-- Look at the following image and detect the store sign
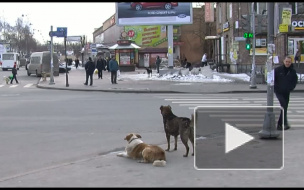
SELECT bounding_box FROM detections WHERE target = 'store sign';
[223,22,230,32]
[292,21,304,28]
[279,24,289,33]
[117,40,132,45]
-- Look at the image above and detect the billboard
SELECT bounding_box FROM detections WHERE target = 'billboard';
[124,25,167,46]
[116,2,192,26]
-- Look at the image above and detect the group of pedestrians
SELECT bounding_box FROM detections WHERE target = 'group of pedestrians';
[84,56,119,86]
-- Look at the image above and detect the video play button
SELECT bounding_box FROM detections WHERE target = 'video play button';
[194,106,283,170]
[225,123,254,154]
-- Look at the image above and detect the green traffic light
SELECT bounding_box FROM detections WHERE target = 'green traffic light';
[246,44,251,50]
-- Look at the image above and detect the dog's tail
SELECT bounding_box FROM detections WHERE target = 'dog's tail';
[152,160,166,167]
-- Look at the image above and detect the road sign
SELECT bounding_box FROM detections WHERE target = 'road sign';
[57,27,67,37]
[49,31,66,38]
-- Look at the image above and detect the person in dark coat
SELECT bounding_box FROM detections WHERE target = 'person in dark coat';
[106,57,110,72]
[274,56,298,130]
[84,57,95,86]
[96,56,106,79]
[75,58,80,69]
[10,65,19,84]
[155,55,161,73]
[109,57,119,84]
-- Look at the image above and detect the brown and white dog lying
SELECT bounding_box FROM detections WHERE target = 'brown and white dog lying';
[117,133,166,167]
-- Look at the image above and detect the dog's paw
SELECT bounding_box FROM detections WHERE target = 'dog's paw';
[117,152,125,157]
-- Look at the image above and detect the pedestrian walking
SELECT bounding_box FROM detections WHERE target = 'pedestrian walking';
[96,56,106,79]
[274,56,298,130]
[294,49,301,66]
[10,65,19,84]
[75,58,80,69]
[155,55,161,73]
[201,53,207,67]
[109,57,119,84]
[84,57,95,86]
[106,57,110,72]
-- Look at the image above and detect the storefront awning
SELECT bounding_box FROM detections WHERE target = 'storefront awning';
[109,43,141,50]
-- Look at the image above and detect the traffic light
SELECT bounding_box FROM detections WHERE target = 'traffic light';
[241,14,251,32]
[246,38,251,50]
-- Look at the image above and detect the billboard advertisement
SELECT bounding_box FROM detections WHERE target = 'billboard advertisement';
[124,25,167,46]
[116,2,192,26]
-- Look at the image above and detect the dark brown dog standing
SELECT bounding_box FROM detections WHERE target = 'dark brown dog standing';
[160,105,194,157]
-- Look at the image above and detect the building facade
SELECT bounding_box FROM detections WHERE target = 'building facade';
[180,6,216,66]
[216,2,304,73]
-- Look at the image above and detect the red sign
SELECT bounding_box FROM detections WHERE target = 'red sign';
[128,30,135,37]
[117,39,132,45]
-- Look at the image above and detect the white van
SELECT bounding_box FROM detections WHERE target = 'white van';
[1,52,20,71]
[27,51,59,77]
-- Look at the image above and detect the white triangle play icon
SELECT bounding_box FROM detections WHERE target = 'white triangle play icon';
[225,123,254,154]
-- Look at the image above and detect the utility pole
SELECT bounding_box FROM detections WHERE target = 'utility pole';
[259,2,280,138]
[249,2,257,89]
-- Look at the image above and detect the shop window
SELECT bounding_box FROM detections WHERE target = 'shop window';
[119,52,131,65]
[288,40,294,55]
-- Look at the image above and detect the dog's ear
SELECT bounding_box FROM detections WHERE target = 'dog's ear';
[168,105,171,110]
[135,134,142,138]
[124,134,133,141]
[160,105,163,111]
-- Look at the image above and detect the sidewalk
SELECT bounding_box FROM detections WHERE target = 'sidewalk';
[37,68,304,94]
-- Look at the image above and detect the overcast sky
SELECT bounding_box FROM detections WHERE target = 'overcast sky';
[0,2,116,44]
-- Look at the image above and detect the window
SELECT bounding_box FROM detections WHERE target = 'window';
[288,40,294,55]
[229,3,232,18]
[254,3,267,15]
[226,3,229,21]
[218,3,221,24]
[31,57,41,64]
[290,2,304,14]
[2,54,14,60]
[297,3,304,14]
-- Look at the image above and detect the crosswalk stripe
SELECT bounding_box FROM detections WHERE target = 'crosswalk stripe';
[157,93,304,128]
[24,84,34,88]
[0,83,35,88]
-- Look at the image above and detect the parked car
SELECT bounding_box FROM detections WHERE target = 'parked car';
[130,2,178,11]
[59,62,71,73]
